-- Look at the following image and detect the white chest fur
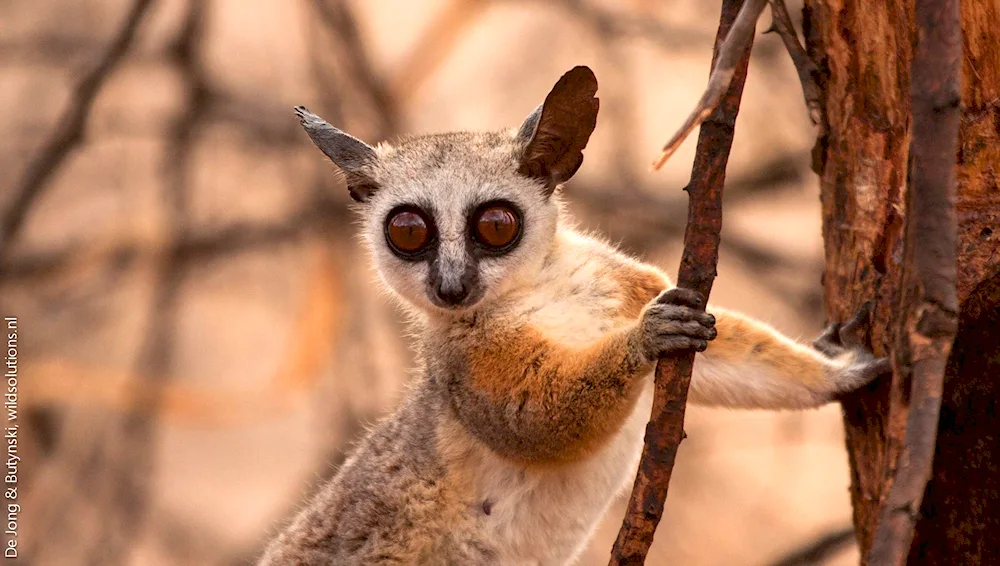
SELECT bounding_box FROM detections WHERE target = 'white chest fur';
[471,379,654,565]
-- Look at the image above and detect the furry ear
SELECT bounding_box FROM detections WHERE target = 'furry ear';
[517,66,599,195]
[294,106,379,202]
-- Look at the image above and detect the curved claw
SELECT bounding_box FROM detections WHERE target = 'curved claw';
[813,323,843,357]
[814,301,876,357]
[837,300,874,348]
[832,355,892,401]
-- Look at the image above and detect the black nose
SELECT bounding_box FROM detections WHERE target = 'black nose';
[436,280,470,306]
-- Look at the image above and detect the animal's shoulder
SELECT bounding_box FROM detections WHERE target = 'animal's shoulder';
[507,229,670,345]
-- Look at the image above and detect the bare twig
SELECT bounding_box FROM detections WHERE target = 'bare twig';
[866,0,961,562]
[765,0,822,128]
[609,0,755,563]
[651,0,766,171]
[0,0,155,261]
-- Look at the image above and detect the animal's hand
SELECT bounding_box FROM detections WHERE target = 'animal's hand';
[636,288,717,364]
[813,302,892,391]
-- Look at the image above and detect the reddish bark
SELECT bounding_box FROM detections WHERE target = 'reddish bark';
[804,0,1000,561]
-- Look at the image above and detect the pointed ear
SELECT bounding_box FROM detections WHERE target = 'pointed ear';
[294,106,379,202]
[517,66,599,195]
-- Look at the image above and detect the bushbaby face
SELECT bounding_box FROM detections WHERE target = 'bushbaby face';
[295,66,599,315]
[360,132,560,313]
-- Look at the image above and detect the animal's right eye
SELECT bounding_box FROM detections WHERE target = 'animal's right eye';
[385,207,433,257]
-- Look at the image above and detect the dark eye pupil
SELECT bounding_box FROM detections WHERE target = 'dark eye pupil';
[387,211,430,253]
[475,206,519,248]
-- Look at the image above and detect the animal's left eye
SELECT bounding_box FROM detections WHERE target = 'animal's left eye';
[385,207,433,256]
[472,203,521,250]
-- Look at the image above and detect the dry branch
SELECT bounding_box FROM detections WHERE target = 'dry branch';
[765,0,822,127]
[865,0,962,562]
[0,0,155,261]
[608,0,755,562]
[650,0,766,171]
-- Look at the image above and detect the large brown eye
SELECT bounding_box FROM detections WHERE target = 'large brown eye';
[386,208,432,256]
[473,203,520,250]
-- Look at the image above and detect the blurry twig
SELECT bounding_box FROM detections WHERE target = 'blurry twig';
[310,0,397,140]
[0,205,331,283]
[390,0,488,103]
[210,92,303,145]
[388,0,712,109]
[0,0,155,262]
[553,0,711,51]
[580,0,642,189]
[19,239,342,426]
[83,2,208,563]
[651,0,767,171]
[768,527,856,566]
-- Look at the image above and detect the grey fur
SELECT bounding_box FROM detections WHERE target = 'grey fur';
[258,383,499,565]
[294,106,379,202]
[516,104,543,142]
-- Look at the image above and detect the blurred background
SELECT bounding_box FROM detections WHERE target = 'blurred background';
[0,0,860,564]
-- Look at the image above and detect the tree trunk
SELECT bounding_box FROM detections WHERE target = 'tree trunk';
[804,0,1000,562]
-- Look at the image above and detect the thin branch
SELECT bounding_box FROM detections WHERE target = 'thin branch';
[0,0,155,261]
[609,0,755,562]
[866,0,961,562]
[651,0,766,171]
[765,0,822,128]
[767,527,856,566]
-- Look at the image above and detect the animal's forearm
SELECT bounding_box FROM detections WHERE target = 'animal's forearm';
[446,324,647,464]
[690,307,867,409]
